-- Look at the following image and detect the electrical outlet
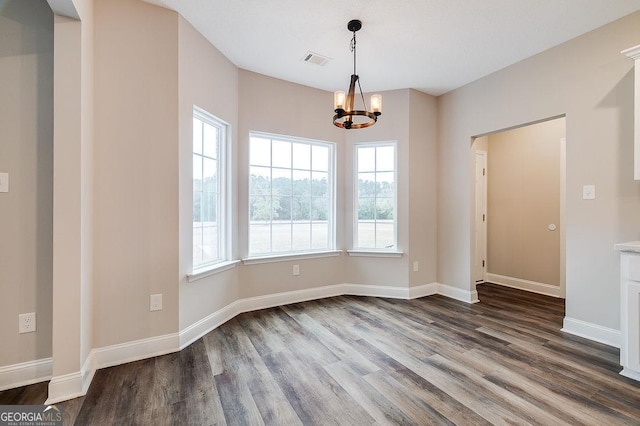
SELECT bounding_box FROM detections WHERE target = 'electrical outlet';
[19,312,36,334]
[292,264,300,276]
[150,294,163,311]
[413,261,419,272]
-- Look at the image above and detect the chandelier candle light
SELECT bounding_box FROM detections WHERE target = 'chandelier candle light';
[333,20,382,129]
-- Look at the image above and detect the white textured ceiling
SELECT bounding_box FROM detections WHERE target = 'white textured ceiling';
[143,0,640,95]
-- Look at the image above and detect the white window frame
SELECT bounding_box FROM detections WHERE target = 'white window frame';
[191,106,231,273]
[246,131,336,259]
[352,141,398,252]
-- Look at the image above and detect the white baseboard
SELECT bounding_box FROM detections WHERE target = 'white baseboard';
[46,371,84,404]
[620,368,640,381]
[486,273,563,298]
[561,316,620,348]
[408,283,439,299]
[239,284,345,312]
[436,283,480,303]
[179,302,241,350]
[0,358,52,392]
[92,333,180,371]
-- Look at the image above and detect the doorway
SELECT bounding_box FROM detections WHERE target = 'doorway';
[472,117,566,298]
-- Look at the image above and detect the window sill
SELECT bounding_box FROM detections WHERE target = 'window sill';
[242,250,342,265]
[187,260,240,282]
[346,250,404,258]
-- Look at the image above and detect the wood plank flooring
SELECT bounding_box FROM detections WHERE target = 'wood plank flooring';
[2,283,639,425]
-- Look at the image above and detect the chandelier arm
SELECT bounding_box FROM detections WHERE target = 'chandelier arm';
[356,78,368,112]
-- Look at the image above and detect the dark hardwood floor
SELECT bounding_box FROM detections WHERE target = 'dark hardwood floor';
[2,283,639,425]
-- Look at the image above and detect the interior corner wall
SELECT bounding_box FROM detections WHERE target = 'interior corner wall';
[93,0,179,348]
[177,16,240,331]
[438,11,640,331]
[408,89,438,287]
[0,0,54,367]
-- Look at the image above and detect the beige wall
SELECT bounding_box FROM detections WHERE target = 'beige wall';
[0,0,54,366]
[237,70,347,298]
[486,118,564,287]
[177,16,240,330]
[409,90,438,286]
[93,0,179,347]
[438,12,640,330]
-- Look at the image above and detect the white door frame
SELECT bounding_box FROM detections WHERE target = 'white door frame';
[475,150,488,284]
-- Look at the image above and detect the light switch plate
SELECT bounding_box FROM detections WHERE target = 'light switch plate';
[583,185,595,200]
[150,294,162,311]
[0,172,8,193]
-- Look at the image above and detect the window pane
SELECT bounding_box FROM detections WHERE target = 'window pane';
[250,137,271,166]
[292,222,311,250]
[358,147,375,172]
[292,170,311,196]
[272,222,292,252]
[203,158,217,192]
[275,196,291,221]
[376,146,394,171]
[193,109,227,268]
[354,143,396,250]
[312,172,328,197]
[193,154,202,191]
[358,198,375,220]
[272,168,291,196]
[292,143,311,170]
[250,196,271,221]
[193,118,202,154]
[358,173,376,197]
[249,222,271,254]
[202,191,217,222]
[203,122,218,159]
[357,221,375,248]
[311,197,328,221]
[201,225,218,262]
[249,133,334,256]
[193,191,202,224]
[312,145,329,171]
[376,221,394,249]
[312,222,328,249]
[193,226,203,265]
[292,197,310,221]
[376,172,394,197]
[272,140,291,168]
[250,166,271,196]
[376,197,394,220]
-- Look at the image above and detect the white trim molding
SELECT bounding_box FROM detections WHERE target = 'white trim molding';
[91,333,179,371]
[179,302,241,350]
[0,358,52,392]
[561,316,620,348]
[486,273,563,298]
[346,250,403,258]
[187,260,241,282]
[621,368,640,381]
[46,370,86,405]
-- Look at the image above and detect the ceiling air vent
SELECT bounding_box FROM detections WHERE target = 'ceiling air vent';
[303,51,331,66]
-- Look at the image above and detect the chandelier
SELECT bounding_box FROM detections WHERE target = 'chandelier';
[333,20,382,129]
